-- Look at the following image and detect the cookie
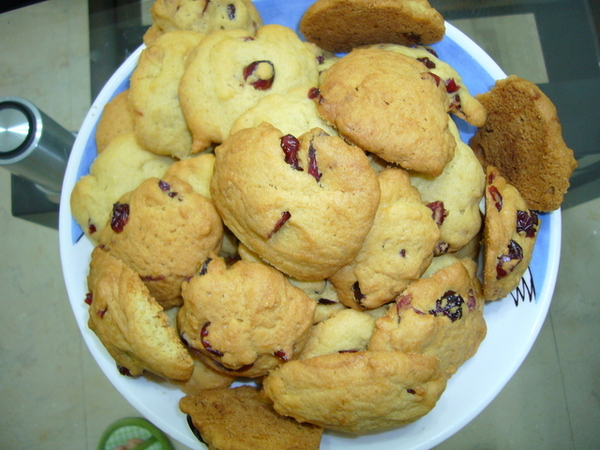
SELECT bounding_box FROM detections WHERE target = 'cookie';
[70,133,174,241]
[86,247,193,380]
[330,168,440,310]
[171,357,236,396]
[95,89,135,154]
[164,152,215,199]
[371,43,487,127]
[180,386,323,450]
[146,0,262,45]
[470,75,577,211]
[179,24,320,152]
[210,123,381,281]
[178,256,316,377]
[129,30,205,159]
[316,47,455,175]
[97,175,224,310]
[410,118,485,254]
[230,85,337,137]
[263,350,447,434]
[483,166,540,301]
[298,308,377,360]
[369,258,487,376]
[299,0,445,53]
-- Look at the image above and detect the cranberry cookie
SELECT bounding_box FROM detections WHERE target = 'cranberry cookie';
[317,47,455,175]
[145,0,262,45]
[410,119,485,254]
[86,247,193,380]
[178,256,316,377]
[263,350,447,434]
[70,133,174,242]
[180,386,323,450]
[210,123,380,281]
[470,75,577,211]
[372,43,487,127]
[98,175,223,309]
[369,258,486,377]
[95,90,135,154]
[129,30,204,159]
[179,24,320,152]
[300,0,445,53]
[330,168,440,310]
[483,166,540,301]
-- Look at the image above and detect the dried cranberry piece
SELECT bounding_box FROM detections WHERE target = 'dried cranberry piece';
[274,350,289,361]
[488,186,503,212]
[308,87,321,99]
[427,201,448,226]
[280,135,302,170]
[117,365,135,377]
[227,3,235,20]
[158,180,170,192]
[202,0,210,15]
[140,274,165,282]
[428,72,442,87]
[318,298,336,305]
[516,210,539,238]
[243,60,275,90]
[352,281,366,305]
[97,306,108,319]
[316,54,325,64]
[496,239,524,279]
[110,202,130,233]
[467,289,477,311]
[417,57,436,69]
[201,322,224,357]
[84,292,93,305]
[449,94,462,112]
[199,257,212,276]
[429,290,464,322]
[434,241,450,256]
[88,220,96,235]
[425,47,438,58]
[307,143,322,182]
[339,349,359,354]
[445,78,460,93]
[407,388,417,395]
[268,211,291,238]
[399,249,407,258]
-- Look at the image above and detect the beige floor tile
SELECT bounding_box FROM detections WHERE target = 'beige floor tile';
[451,13,549,84]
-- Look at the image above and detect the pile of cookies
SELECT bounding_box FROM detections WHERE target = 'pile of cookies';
[71,0,577,447]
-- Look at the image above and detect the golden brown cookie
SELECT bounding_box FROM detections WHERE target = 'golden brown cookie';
[70,133,174,242]
[146,0,262,45]
[178,256,316,377]
[330,168,440,310]
[210,123,381,281]
[483,166,540,301]
[129,30,205,159]
[369,258,486,376]
[180,386,323,450]
[263,350,447,434]
[95,90,135,154]
[97,175,223,309]
[470,75,577,211]
[179,24,320,152]
[86,247,193,380]
[316,47,455,175]
[300,0,445,53]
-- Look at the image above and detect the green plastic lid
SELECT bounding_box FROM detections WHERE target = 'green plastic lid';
[97,418,174,450]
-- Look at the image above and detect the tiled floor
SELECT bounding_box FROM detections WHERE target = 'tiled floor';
[0,1,598,449]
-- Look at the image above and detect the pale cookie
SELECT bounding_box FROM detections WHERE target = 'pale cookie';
[210,123,380,281]
[317,47,455,175]
[483,166,540,301]
[129,30,204,159]
[372,43,487,127]
[369,258,486,376]
[300,0,445,53]
[470,75,577,211]
[86,247,193,380]
[178,256,316,377]
[95,89,135,154]
[410,119,485,254]
[180,386,323,450]
[70,133,174,241]
[231,85,337,137]
[330,168,440,310]
[146,0,262,45]
[298,308,377,360]
[98,175,223,310]
[263,350,447,434]
[179,24,320,152]
[164,153,215,199]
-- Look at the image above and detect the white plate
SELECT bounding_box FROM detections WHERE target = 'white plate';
[59,2,562,448]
